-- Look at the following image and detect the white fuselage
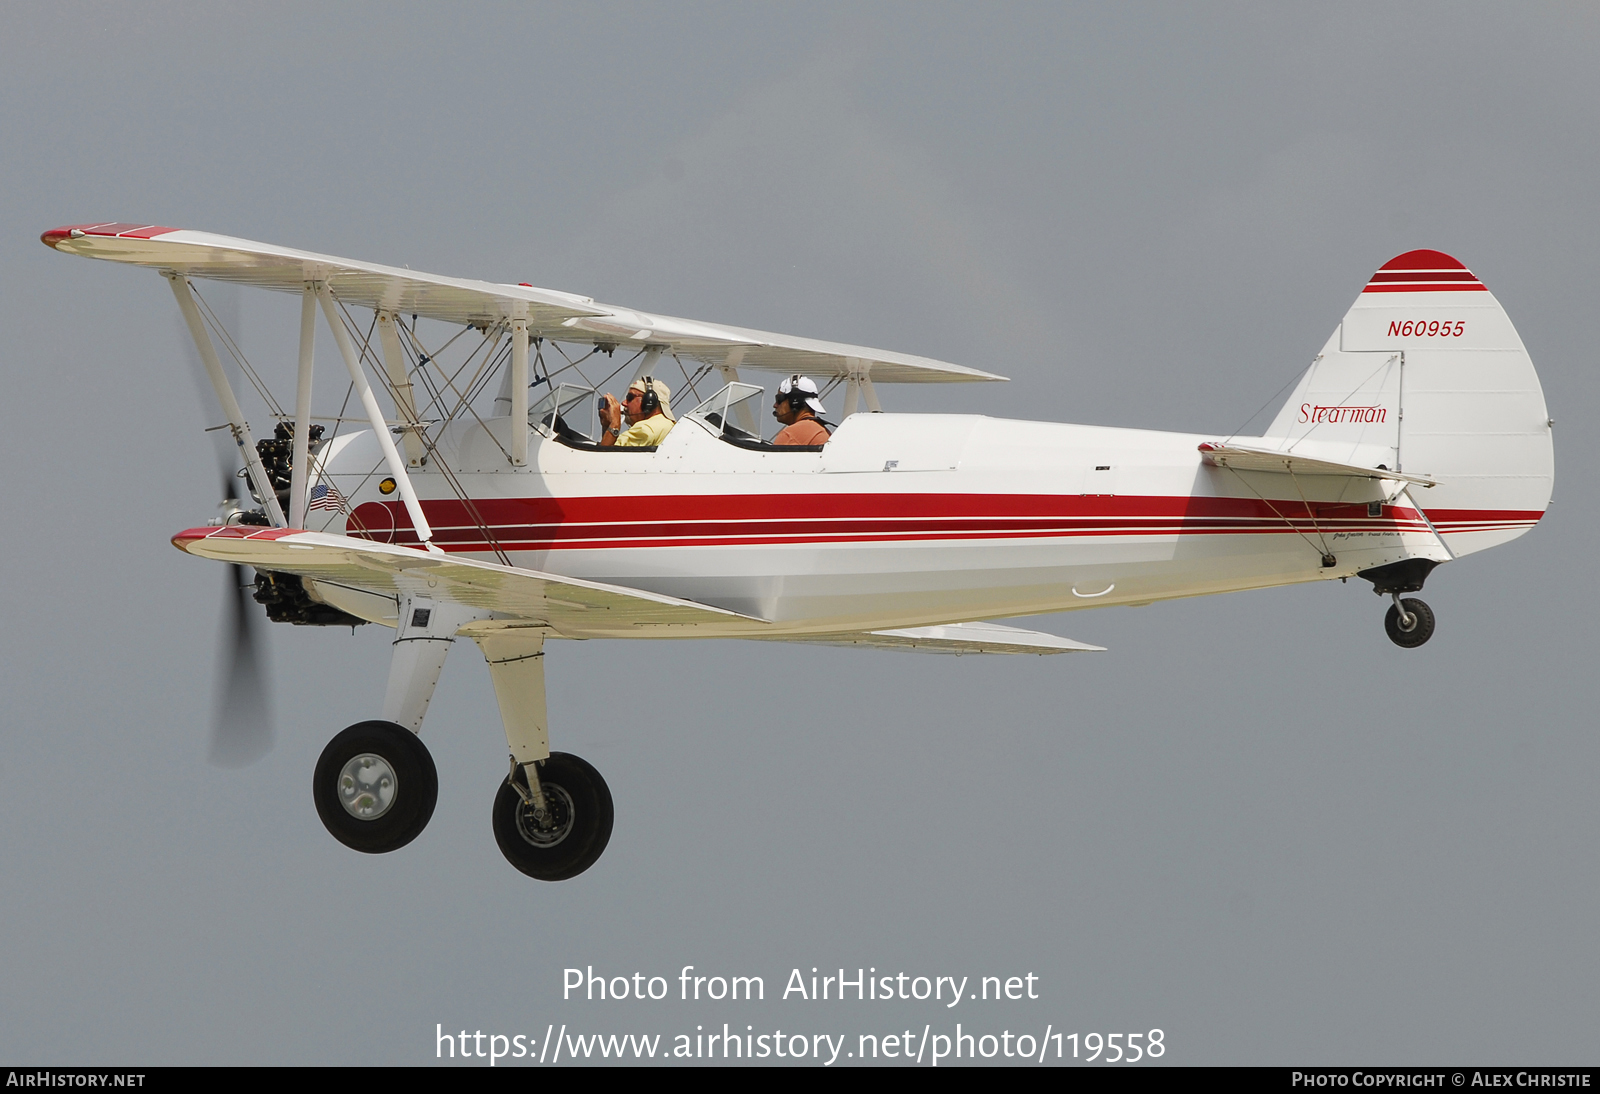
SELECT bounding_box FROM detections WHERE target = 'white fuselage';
[306,410,1496,637]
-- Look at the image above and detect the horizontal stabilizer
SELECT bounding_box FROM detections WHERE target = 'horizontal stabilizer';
[43,222,1003,385]
[172,526,768,638]
[774,620,1104,655]
[1198,443,1437,486]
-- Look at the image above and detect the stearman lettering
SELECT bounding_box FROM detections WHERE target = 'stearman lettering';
[1298,404,1388,425]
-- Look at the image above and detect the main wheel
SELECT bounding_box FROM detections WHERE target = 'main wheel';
[492,752,614,881]
[313,721,438,853]
[1384,597,1436,648]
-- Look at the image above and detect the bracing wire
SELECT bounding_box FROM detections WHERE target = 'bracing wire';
[1224,466,1335,565]
[191,284,286,418]
[341,309,512,564]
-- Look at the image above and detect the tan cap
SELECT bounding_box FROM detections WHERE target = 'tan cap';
[628,376,674,421]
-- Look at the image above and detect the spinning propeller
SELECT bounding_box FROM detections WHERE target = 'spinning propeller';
[211,469,274,767]
[176,300,276,766]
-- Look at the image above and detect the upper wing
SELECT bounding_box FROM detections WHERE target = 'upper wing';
[173,525,769,638]
[43,222,1004,385]
[771,620,1104,654]
[1198,442,1437,486]
[42,222,605,331]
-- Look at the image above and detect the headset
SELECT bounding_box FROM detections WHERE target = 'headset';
[779,374,810,411]
[636,376,660,415]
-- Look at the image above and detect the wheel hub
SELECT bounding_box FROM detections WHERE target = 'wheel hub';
[338,753,398,820]
[515,782,575,847]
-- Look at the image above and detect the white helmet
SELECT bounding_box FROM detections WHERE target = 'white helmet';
[778,374,825,414]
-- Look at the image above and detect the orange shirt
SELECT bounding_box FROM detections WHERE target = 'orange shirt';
[773,417,830,446]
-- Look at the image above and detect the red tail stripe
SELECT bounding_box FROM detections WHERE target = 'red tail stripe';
[1376,249,1470,271]
[1362,282,1488,293]
[1364,249,1488,292]
[1368,270,1480,283]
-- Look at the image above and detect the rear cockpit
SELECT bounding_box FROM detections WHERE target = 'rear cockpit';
[684,381,829,451]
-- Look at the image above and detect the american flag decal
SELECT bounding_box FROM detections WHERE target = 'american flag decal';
[308,482,346,512]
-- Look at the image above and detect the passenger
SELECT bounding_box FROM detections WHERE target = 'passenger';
[598,376,675,447]
[771,375,832,446]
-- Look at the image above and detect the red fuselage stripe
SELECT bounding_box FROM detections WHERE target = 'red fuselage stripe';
[341,495,1541,550]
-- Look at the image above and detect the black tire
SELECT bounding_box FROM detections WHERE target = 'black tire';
[1384,597,1436,648]
[492,752,614,881]
[313,721,438,853]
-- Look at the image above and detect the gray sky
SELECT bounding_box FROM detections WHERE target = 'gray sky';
[2,2,1596,1066]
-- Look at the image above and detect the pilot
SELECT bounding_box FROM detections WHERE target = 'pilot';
[772,375,832,446]
[599,376,675,447]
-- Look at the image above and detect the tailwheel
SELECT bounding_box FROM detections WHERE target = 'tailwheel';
[492,752,614,881]
[313,720,438,853]
[1384,596,1436,648]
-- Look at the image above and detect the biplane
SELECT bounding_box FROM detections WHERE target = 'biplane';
[42,223,1553,880]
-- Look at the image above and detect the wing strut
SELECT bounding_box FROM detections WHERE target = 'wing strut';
[510,318,529,466]
[166,272,287,527]
[288,284,316,529]
[375,310,425,466]
[842,359,882,416]
[316,284,440,552]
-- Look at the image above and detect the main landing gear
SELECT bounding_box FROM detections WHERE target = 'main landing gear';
[493,752,614,881]
[314,720,438,853]
[1359,559,1439,649]
[310,597,613,880]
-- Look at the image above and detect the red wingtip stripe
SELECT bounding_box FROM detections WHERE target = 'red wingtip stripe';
[40,222,178,250]
[171,525,300,552]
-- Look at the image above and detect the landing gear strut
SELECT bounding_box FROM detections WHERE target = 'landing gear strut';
[469,625,614,880]
[309,598,473,855]
[1359,558,1440,650]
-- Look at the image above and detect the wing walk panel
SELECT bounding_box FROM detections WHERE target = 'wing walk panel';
[172,526,769,638]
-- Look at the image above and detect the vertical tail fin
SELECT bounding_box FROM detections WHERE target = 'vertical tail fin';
[1261,250,1552,557]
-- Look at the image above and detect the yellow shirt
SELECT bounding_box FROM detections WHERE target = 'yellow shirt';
[616,413,674,447]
